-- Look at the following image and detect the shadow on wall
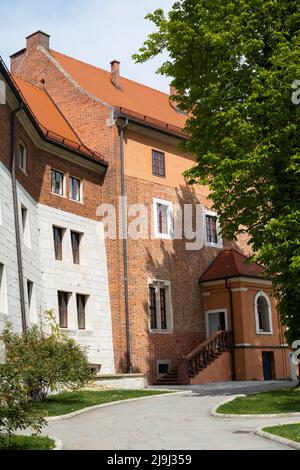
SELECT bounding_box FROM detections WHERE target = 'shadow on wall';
[133,183,247,382]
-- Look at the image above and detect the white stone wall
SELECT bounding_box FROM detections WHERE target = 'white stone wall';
[0,161,115,373]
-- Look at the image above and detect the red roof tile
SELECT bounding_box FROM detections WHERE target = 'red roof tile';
[199,249,265,282]
[50,50,188,132]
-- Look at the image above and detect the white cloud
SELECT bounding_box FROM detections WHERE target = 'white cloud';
[0,0,174,92]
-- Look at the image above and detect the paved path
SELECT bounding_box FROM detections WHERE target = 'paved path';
[44,381,299,450]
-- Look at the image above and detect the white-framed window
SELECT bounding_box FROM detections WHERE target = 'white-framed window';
[69,176,82,202]
[19,142,27,173]
[148,279,173,333]
[153,198,173,239]
[21,205,31,248]
[0,263,8,315]
[254,291,273,335]
[51,169,65,196]
[157,360,171,378]
[203,209,223,248]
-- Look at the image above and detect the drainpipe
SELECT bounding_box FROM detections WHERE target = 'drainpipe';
[116,117,131,373]
[225,278,236,381]
[11,104,27,333]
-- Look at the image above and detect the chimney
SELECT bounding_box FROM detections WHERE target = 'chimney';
[26,31,50,51]
[110,60,122,90]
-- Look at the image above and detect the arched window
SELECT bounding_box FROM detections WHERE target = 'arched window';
[254,292,273,334]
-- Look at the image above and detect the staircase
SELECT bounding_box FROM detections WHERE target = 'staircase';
[155,330,232,385]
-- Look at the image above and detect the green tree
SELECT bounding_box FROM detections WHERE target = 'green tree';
[133,0,300,360]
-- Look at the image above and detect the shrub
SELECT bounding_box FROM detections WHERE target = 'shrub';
[0,361,45,438]
[1,315,92,401]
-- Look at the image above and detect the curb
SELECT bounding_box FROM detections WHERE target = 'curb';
[53,437,63,451]
[46,391,190,422]
[255,427,300,450]
[211,395,300,419]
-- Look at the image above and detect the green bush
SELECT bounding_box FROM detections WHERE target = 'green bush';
[0,361,45,438]
[0,315,92,401]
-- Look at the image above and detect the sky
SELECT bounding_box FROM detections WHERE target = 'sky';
[0,0,175,93]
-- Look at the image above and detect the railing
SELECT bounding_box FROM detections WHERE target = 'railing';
[178,330,233,385]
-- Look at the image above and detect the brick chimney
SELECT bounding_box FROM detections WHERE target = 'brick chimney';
[26,31,50,50]
[169,84,181,111]
[110,60,122,90]
[10,31,50,74]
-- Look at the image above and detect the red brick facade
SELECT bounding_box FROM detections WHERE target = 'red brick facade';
[7,32,292,384]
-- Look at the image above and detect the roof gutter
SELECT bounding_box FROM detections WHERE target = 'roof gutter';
[115,115,132,374]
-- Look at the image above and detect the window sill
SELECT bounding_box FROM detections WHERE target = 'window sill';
[150,329,173,335]
[204,241,223,249]
[256,331,273,335]
[51,192,67,199]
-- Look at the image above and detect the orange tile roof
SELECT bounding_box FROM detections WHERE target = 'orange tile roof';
[11,75,107,165]
[199,249,266,282]
[50,50,187,132]
[13,75,81,144]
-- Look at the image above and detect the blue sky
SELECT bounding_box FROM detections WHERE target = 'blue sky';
[0,0,174,93]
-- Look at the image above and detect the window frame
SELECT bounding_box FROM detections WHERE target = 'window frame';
[153,198,173,240]
[152,149,166,178]
[51,169,65,197]
[0,263,8,315]
[254,291,273,335]
[58,291,69,329]
[53,226,64,261]
[76,294,88,330]
[203,209,223,249]
[19,142,27,174]
[21,205,31,248]
[148,279,173,333]
[70,230,82,265]
[69,175,82,202]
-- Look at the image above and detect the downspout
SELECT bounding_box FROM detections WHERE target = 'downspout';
[225,279,236,381]
[116,117,131,373]
[11,103,27,332]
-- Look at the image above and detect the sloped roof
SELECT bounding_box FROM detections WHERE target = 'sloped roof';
[199,249,265,283]
[13,75,81,144]
[50,50,187,133]
[11,74,107,165]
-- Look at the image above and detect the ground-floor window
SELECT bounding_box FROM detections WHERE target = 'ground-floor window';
[148,279,173,333]
[254,291,273,334]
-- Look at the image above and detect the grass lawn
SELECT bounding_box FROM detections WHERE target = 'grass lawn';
[32,389,172,417]
[263,424,300,443]
[0,435,55,450]
[217,387,300,414]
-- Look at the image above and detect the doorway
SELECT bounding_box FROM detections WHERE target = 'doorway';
[206,310,227,338]
[262,351,275,380]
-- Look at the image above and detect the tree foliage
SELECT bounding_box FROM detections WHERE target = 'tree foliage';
[0,316,91,401]
[133,0,300,344]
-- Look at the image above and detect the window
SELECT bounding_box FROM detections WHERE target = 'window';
[157,361,171,377]
[53,226,63,261]
[71,231,81,264]
[254,292,273,334]
[152,150,165,177]
[51,170,64,196]
[0,263,8,315]
[27,280,35,321]
[21,205,31,248]
[149,286,157,330]
[153,198,173,239]
[76,294,87,330]
[69,176,81,202]
[148,280,173,332]
[58,291,69,329]
[204,210,223,248]
[19,143,27,173]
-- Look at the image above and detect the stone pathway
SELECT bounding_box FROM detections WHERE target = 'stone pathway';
[44,381,298,450]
